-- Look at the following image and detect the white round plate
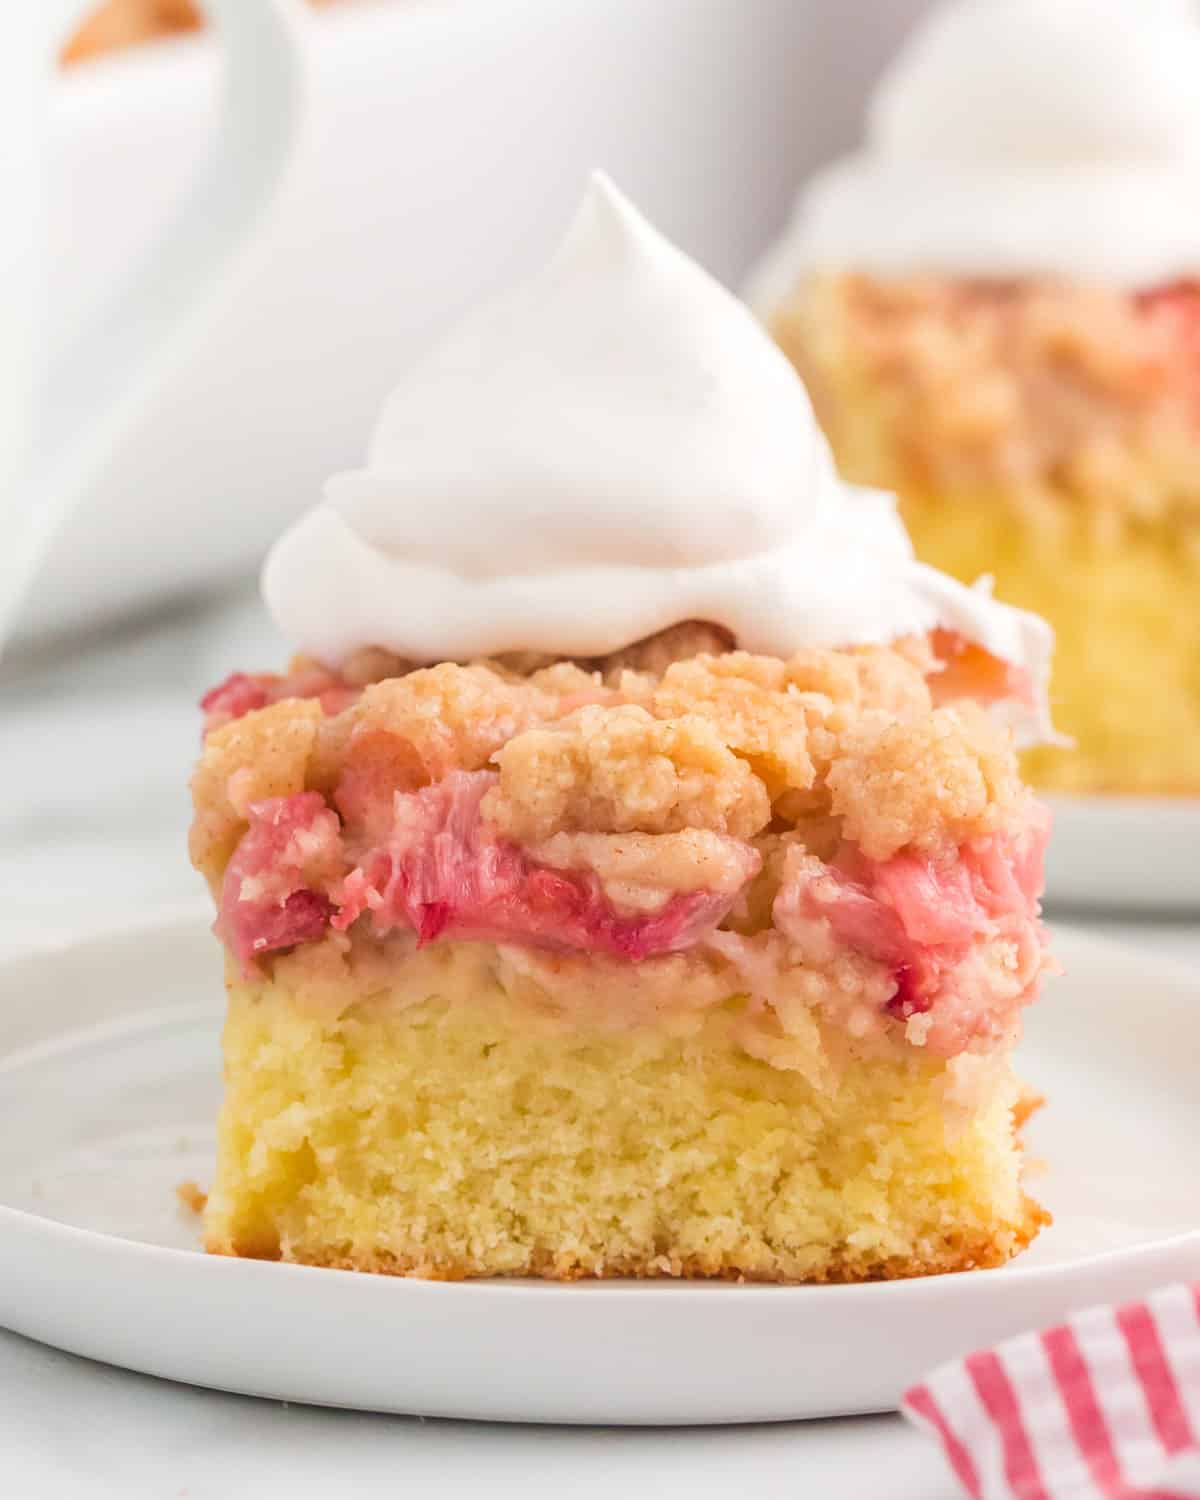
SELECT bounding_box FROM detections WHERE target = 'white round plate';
[1045,795,1200,912]
[0,917,1196,1426]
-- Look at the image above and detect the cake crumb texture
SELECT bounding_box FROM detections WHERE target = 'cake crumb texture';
[176,1179,208,1215]
[205,971,1045,1282]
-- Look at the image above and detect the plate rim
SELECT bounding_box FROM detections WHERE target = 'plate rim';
[1042,794,1200,912]
[1045,793,1200,814]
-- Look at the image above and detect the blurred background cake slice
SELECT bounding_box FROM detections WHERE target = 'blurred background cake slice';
[192,176,1057,1282]
[748,0,1200,796]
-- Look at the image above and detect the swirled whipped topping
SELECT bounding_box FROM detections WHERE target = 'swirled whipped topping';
[264,172,1055,742]
[747,0,1200,308]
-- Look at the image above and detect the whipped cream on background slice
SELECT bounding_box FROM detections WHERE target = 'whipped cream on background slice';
[747,0,1200,307]
[265,173,1055,743]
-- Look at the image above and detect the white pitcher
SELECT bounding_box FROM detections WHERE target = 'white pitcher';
[0,0,304,650]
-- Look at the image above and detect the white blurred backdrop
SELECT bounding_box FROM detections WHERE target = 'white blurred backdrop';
[34,0,934,645]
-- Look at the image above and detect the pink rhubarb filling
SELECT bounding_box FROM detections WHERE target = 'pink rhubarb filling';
[218,773,760,972]
[330,771,760,960]
[217,791,341,963]
[773,805,1050,1053]
[1136,279,1200,409]
[203,654,1050,1054]
[201,666,357,733]
[928,629,1035,712]
[215,770,1049,1056]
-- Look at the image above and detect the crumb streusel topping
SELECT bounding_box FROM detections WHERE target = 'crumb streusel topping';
[192,624,1050,1063]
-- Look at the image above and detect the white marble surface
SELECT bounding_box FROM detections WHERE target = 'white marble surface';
[0,1328,953,1500]
[1,588,283,950]
[2,596,1197,1498]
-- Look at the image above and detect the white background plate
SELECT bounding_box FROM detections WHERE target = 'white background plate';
[1045,796,1200,912]
[0,917,1196,1426]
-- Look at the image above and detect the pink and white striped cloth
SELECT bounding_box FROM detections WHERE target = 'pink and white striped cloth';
[903,1284,1200,1499]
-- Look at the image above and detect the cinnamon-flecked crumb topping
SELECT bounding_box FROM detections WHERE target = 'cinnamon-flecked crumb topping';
[827,702,1021,862]
[191,622,1048,1059]
[486,704,771,842]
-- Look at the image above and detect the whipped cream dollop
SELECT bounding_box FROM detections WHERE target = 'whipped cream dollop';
[747,0,1200,306]
[264,173,1054,742]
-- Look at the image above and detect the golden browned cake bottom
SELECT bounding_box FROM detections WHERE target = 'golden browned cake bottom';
[204,947,1047,1284]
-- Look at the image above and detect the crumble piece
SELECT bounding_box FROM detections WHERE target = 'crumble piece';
[783,639,934,721]
[530,829,761,914]
[353,663,538,773]
[176,1180,208,1215]
[484,703,771,842]
[826,702,1021,861]
[190,699,324,890]
[652,652,820,797]
[314,662,542,832]
[525,661,618,712]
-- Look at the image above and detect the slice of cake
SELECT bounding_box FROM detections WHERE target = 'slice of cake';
[747,0,1200,797]
[192,174,1057,1282]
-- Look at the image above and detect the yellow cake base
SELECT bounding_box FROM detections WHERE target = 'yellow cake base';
[900,494,1200,796]
[205,959,1045,1283]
